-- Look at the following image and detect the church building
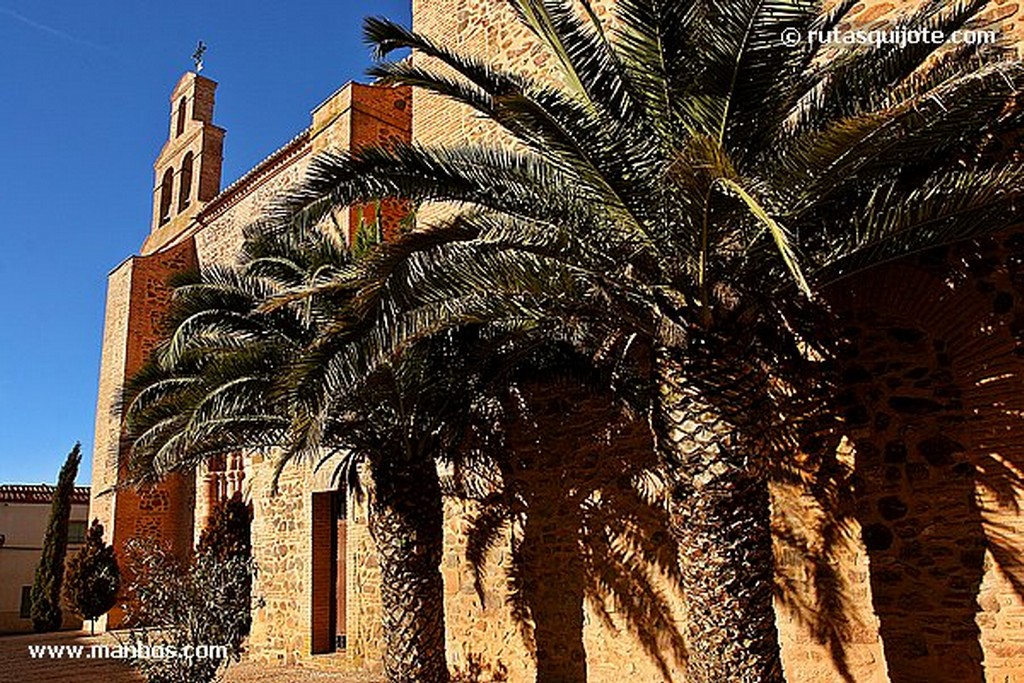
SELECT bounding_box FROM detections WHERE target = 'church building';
[90,2,1024,681]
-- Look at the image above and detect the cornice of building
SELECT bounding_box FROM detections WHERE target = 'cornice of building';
[0,484,91,505]
[197,127,312,224]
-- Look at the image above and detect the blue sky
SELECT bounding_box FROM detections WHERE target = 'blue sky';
[0,0,411,485]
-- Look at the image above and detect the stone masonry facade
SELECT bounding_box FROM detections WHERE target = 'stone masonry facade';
[90,73,410,652]
[90,1,1024,681]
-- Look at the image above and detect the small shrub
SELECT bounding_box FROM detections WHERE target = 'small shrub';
[196,492,253,647]
[63,519,120,635]
[120,537,257,683]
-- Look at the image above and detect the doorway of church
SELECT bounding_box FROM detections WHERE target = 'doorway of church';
[311,490,347,654]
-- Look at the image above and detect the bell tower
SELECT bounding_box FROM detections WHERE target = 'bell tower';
[146,72,225,253]
[90,73,222,629]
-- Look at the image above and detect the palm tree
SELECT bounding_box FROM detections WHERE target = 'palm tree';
[269,1,1024,679]
[123,220,463,683]
[126,211,657,683]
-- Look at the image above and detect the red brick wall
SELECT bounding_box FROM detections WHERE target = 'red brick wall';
[348,85,411,245]
[102,237,199,628]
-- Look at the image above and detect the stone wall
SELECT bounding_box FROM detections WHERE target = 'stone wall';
[90,258,134,545]
[344,479,385,670]
[247,455,312,664]
[441,377,688,683]
[410,0,616,152]
[822,235,1024,683]
[189,82,408,672]
[194,136,310,270]
[244,453,384,673]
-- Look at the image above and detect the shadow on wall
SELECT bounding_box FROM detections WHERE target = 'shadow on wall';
[827,233,1024,683]
[442,235,1024,683]
[452,650,509,683]
[451,366,687,683]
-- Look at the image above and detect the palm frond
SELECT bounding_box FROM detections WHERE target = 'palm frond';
[812,163,1024,287]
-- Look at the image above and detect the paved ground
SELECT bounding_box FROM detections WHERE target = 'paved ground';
[0,631,383,683]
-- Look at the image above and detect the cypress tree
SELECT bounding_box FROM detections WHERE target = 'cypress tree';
[196,491,253,643]
[30,442,82,632]
[196,491,252,562]
[64,519,120,635]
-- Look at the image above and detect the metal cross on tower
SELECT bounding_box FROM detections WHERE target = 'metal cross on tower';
[192,41,207,73]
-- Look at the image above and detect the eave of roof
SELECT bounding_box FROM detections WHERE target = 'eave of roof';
[198,127,312,225]
[0,484,91,505]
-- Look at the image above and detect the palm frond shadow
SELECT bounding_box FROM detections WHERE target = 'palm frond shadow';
[755,326,862,683]
[769,422,860,683]
[814,236,1024,683]
[939,235,1024,605]
[448,371,687,682]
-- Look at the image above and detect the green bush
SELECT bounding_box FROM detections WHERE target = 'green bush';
[121,536,257,683]
[121,493,256,683]
[63,519,120,635]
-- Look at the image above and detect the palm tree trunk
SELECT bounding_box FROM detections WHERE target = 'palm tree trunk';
[655,347,784,683]
[368,454,450,683]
